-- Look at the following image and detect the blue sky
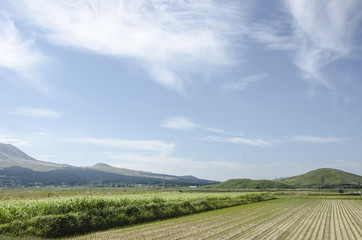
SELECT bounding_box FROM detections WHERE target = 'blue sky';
[1,0,361,181]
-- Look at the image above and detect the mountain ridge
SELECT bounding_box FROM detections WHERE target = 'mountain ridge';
[1,143,360,188]
[0,143,218,187]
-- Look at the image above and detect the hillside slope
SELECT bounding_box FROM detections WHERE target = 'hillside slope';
[209,168,361,189]
[88,163,176,180]
[0,143,69,171]
[0,143,218,187]
[213,179,290,189]
[279,168,361,188]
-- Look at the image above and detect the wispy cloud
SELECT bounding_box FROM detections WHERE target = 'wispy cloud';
[222,73,268,92]
[107,152,264,180]
[160,116,277,147]
[9,0,244,92]
[199,136,278,147]
[160,116,198,131]
[66,138,174,155]
[0,13,49,93]
[12,107,62,118]
[250,0,362,93]
[292,135,348,144]
[0,134,30,146]
[160,116,227,134]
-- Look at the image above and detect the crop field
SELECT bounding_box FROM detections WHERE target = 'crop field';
[0,191,272,238]
[67,196,361,240]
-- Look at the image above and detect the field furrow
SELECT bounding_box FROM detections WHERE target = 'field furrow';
[346,200,362,238]
[218,201,303,239]
[270,200,324,240]
[288,200,321,239]
[67,197,361,240]
[243,201,310,239]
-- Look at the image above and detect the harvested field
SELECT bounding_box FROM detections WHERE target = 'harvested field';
[67,197,361,240]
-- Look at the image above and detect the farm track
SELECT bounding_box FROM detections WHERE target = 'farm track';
[67,198,362,240]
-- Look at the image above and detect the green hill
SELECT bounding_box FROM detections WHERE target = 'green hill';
[211,168,361,189]
[213,179,290,189]
[279,168,361,188]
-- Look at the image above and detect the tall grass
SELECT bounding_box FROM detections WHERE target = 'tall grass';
[0,192,274,238]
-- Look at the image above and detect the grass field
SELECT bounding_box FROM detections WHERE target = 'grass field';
[66,195,361,240]
[0,191,273,238]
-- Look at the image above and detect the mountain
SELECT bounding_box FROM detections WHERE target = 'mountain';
[0,143,218,187]
[210,168,361,189]
[279,168,362,188]
[0,143,70,171]
[88,163,177,180]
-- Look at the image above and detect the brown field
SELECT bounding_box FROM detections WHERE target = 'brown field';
[66,196,361,240]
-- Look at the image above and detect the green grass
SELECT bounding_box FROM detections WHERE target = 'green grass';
[0,191,273,238]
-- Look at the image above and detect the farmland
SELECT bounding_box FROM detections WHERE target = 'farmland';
[0,190,273,238]
[0,189,360,239]
[66,194,361,240]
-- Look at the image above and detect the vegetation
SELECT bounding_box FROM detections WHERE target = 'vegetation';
[66,195,362,240]
[209,168,362,189]
[0,192,273,238]
[279,168,362,188]
[212,178,290,189]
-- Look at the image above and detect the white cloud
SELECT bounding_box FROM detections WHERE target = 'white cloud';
[0,13,49,93]
[9,0,243,92]
[204,128,225,134]
[161,116,227,134]
[223,73,268,91]
[12,107,62,118]
[160,116,198,131]
[250,0,362,93]
[286,0,360,88]
[292,135,348,144]
[0,134,30,146]
[199,136,278,147]
[107,151,264,181]
[66,138,175,155]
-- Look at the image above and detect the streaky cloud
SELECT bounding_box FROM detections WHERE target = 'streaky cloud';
[222,73,268,92]
[250,0,362,94]
[160,116,198,131]
[66,137,175,155]
[10,0,244,92]
[199,136,278,147]
[0,134,30,146]
[292,135,349,144]
[0,13,49,93]
[12,107,62,118]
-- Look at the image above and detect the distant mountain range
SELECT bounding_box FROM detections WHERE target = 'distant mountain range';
[0,143,218,187]
[1,143,361,189]
[212,168,361,189]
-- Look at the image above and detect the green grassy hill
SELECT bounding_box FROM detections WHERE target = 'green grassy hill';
[210,168,361,189]
[279,168,361,188]
[212,179,290,189]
